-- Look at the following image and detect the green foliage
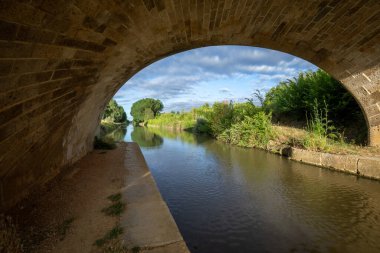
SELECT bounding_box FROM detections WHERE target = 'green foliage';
[263,69,363,122]
[202,101,234,136]
[147,111,195,130]
[143,108,155,121]
[101,201,125,216]
[302,100,340,151]
[107,193,122,202]
[219,112,276,148]
[231,102,260,123]
[263,69,367,144]
[131,98,163,124]
[94,225,123,247]
[194,118,211,134]
[103,99,127,123]
[146,101,275,149]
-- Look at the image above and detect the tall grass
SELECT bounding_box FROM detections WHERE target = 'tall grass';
[302,100,340,151]
[147,112,196,130]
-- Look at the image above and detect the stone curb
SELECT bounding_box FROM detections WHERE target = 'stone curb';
[280,147,380,180]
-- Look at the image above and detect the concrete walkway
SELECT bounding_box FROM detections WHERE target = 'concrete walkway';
[121,142,190,253]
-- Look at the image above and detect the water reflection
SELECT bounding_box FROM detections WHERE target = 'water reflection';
[130,127,164,148]
[99,124,127,143]
[130,126,380,253]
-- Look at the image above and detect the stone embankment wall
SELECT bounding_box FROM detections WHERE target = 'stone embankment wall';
[281,147,380,180]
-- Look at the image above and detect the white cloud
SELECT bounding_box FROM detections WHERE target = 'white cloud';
[114,46,317,116]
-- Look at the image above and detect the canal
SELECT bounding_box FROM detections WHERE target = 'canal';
[114,125,380,252]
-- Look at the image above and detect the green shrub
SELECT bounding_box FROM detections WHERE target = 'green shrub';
[205,101,234,136]
[194,118,211,134]
[219,112,276,148]
[263,70,364,123]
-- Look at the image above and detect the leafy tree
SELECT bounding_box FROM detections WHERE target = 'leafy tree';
[130,98,163,124]
[143,108,155,121]
[102,99,127,123]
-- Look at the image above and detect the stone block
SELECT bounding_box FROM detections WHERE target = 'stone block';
[358,158,380,179]
[16,25,56,44]
[321,153,358,174]
[17,71,53,86]
[289,147,322,166]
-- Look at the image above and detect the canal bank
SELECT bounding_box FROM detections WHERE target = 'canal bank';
[147,124,380,181]
[7,142,189,253]
[267,145,380,180]
[121,142,189,252]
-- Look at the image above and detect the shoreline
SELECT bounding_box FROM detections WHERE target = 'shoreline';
[146,124,380,181]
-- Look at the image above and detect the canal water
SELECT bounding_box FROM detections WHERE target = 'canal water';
[115,125,380,253]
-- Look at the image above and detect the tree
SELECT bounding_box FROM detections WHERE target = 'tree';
[130,98,163,124]
[102,99,127,123]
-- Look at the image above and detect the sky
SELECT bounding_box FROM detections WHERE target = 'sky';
[113,46,317,118]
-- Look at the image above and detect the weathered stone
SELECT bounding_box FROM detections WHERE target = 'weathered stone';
[0,0,380,210]
[321,153,358,174]
[288,147,322,166]
[357,158,380,179]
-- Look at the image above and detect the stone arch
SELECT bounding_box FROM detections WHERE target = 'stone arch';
[0,0,379,210]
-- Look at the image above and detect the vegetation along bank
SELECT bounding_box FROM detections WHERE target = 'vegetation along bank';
[134,70,380,179]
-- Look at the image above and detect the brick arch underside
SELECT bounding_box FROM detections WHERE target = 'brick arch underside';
[0,0,379,210]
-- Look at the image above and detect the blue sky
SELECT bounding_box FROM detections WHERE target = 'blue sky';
[114,46,317,118]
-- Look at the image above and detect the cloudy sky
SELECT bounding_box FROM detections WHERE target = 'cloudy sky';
[114,46,317,118]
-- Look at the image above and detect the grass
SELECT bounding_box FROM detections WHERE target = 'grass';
[57,217,75,240]
[102,192,125,217]
[107,193,122,202]
[273,125,380,156]
[102,201,125,217]
[147,112,196,130]
[94,225,123,247]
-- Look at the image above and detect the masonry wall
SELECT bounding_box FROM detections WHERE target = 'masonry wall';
[0,0,379,210]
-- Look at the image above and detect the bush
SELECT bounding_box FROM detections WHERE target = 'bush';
[194,118,211,134]
[219,112,276,148]
[263,69,367,144]
[205,101,234,136]
[263,69,364,123]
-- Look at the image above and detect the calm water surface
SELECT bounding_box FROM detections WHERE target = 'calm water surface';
[120,126,380,253]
